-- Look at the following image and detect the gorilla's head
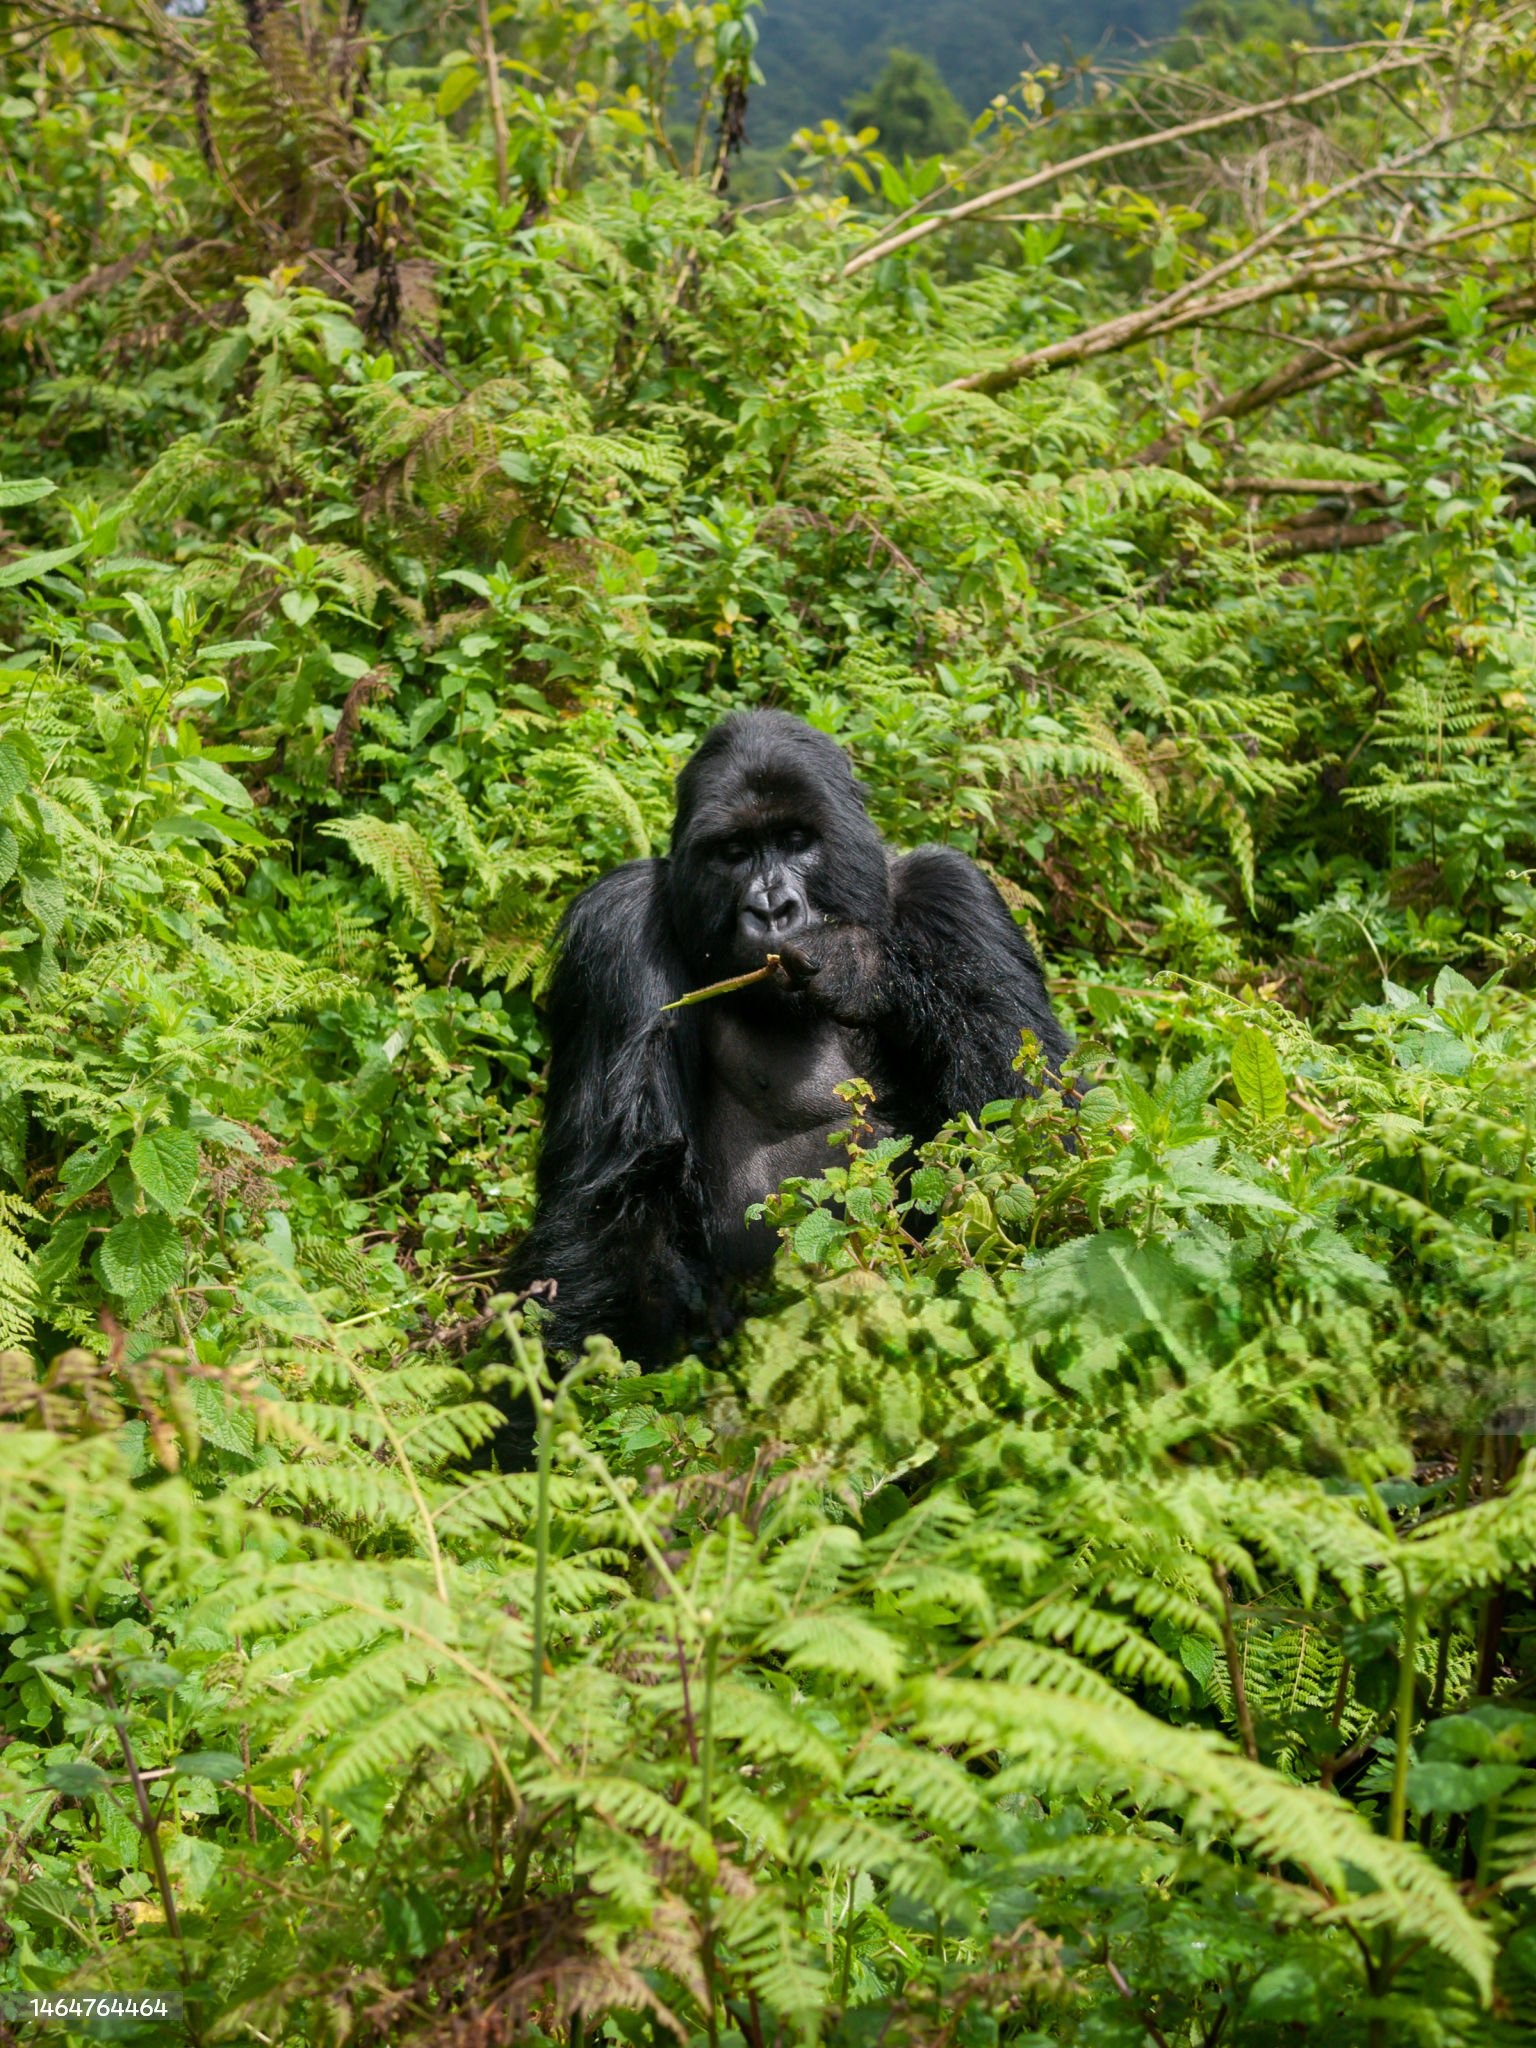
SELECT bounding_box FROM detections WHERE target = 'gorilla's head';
[667,712,890,977]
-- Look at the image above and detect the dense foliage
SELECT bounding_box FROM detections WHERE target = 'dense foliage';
[2,3,1536,2043]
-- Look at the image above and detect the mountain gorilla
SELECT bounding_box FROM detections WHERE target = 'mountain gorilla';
[506,710,1069,1362]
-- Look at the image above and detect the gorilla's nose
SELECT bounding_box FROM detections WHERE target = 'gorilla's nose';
[741,886,806,941]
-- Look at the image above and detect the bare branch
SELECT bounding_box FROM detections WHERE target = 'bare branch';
[1260,517,1404,558]
[1135,279,1536,463]
[0,235,195,334]
[475,0,510,209]
[941,122,1512,396]
[842,40,1454,278]
[1225,478,1386,496]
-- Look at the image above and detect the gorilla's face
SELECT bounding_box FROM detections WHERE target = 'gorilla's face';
[702,818,820,955]
[668,711,890,980]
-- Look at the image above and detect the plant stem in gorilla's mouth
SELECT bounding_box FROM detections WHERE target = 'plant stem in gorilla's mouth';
[659,954,782,1011]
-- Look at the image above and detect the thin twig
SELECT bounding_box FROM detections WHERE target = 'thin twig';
[1213,1562,1260,1762]
[660,955,782,1012]
[475,0,509,209]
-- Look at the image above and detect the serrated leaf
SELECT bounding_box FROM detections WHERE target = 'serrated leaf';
[201,639,275,659]
[60,1134,126,1201]
[97,1210,183,1314]
[793,1208,847,1263]
[1075,1085,1121,1132]
[1431,965,1478,1008]
[0,542,83,587]
[44,1760,113,1796]
[19,864,66,939]
[129,1126,199,1214]
[0,476,56,508]
[0,740,27,810]
[1230,1026,1287,1121]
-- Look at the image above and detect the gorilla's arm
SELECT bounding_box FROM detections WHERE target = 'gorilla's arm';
[882,846,1071,1119]
[505,861,705,1360]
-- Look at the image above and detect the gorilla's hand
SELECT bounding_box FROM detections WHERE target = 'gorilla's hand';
[778,924,884,1024]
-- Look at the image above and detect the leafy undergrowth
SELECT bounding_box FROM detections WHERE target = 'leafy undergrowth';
[2,2,1536,2043]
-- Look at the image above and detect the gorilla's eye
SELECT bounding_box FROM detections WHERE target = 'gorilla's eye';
[782,828,813,853]
[717,838,751,864]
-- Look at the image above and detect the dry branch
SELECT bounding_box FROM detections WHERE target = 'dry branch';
[940,124,1505,397]
[0,235,194,334]
[1260,517,1404,558]
[1135,280,1536,463]
[475,0,510,208]
[1224,478,1386,496]
[842,41,1442,278]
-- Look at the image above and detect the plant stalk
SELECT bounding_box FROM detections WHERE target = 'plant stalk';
[1387,1589,1421,1843]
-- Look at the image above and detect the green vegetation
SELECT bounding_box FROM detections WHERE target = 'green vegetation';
[845,53,970,166]
[2,3,1536,2043]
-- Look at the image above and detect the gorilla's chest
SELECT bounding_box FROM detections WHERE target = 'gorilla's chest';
[698,1006,891,1273]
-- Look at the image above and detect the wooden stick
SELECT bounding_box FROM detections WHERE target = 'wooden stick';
[476,0,510,208]
[841,41,1439,277]
[660,955,782,1012]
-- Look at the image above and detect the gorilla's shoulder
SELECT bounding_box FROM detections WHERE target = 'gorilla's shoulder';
[890,844,1050,972]
[561,858,669,938]
[889,843,1006,911]
[553,858,683,1014]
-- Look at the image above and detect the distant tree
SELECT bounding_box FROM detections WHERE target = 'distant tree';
[845,48,968,158]
[1172,0,1314,57]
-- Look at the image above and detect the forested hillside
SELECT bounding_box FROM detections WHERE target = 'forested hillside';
[2,4,1536,2044]
[745,0,1184,145]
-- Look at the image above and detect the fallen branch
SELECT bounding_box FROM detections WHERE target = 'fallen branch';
[941,123,1503,397]
[0,235,194,335]
[1260,517,1404,558]
[1224,477,1386,496]
[1136,281,1536,463]
[660,955,782,1012]
[1256,482,1536,557]
[842,40,1442,278]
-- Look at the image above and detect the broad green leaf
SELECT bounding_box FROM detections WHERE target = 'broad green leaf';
[19,864,66,939]
[1230,1026,1287,1120]
[130,1126,200,1214]
[122,590,167,662]
[1406,1759,1524,1814]
[60,1134,126,1201]
[171,757,254,810]
[1075,1085,1121,1133]
[0,542,83,587]
[97,1210,183,1313]
[44,1760,113,1796]
[0,739,28,810]
[793,1208,848,1263]
[1432,964,1478,1007]
[173,1751,245,1782]
[0,476,55,507]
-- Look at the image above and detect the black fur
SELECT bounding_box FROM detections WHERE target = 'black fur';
[505,711,1069,1361]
